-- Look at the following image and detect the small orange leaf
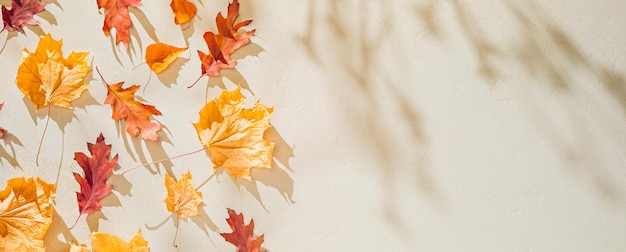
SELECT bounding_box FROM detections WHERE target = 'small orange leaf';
[0,176,56,251]
[164,171,203,220]
[97,68,163,141]
[170,0,196,25]
[145,43,187,74]
[90,229,149,251]
[97,0,142,47]
[193,87,274,180]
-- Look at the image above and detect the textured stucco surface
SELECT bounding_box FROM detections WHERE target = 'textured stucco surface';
[1,0,625,251]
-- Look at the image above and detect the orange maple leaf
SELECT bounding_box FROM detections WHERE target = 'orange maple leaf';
[170,0,196,25]
[0,176,56,251]
[0,103,5,138]
[145,42,187,74]
[71,133,117,229]
[191,0,254,87]
[97,0,141,47]
[15,33,91,165]
[193,87,274,180]
[164,171,203,220]
[97,68,163,141]
[221,208,266,252]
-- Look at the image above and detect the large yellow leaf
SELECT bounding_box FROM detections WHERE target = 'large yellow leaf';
[16,33,90,109]
[193,87,274,180]
[0,176,56,252]
[90,229,149,252]
[164,171,202,220]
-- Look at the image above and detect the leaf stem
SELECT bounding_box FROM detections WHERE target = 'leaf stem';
[187,75,204,88]
[69,214,81,230]
[132,62,147,71]
[173,214,180,248]
[35,105,51,166]
[120,147,206,175]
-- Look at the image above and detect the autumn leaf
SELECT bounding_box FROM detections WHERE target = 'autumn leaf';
[0,176,56,252]
[0,103,5,138]
[191,0,254,87]
[72,133,118,228]
[221,208,266,252]
[90,229,150,251]
[193,87,274,180]
[145,43,187,74]
[164,171,203,220]
[16,33,91,165]
[1,0,47,33]
[96,68,163,141]
[170,0,196,25]
[68,243,90,252]
[97,0,141,47]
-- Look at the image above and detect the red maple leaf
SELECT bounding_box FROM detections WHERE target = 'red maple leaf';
[71,133,118,228]
[1,0,47,33]
[192,0,254,86]
[221,208,266,252]
[97,0,141,47]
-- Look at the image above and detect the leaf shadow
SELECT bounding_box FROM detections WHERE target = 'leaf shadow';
[0,132,22,169]
[189,207,220,243]
[44,210,75,251]
[37,9,58,26]
[86,210,108,233]
[220,68,253,96]
[108,173,133,197]
[230,41,264,61]
[129,7,158,43]
[118,127,175,177]
[231,174,269,212]
[157,57,190,88]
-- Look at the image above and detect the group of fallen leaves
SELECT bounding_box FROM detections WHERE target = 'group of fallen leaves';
[1,0,274,251]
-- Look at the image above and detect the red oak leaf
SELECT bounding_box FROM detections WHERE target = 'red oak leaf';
[221,208,266,252]
[0,103,5,138]
[72,133,118,228]
[97,0,141,47]
[194,0,254,84]
[1,0,47,33]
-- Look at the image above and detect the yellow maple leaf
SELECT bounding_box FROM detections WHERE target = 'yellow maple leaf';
[68,243,90,252]
[16,33,90,109]
[90,229,149,252]
[164,171,203,220]
[145,43,187,74]
[0,176,56,252]
[193,87,274,180]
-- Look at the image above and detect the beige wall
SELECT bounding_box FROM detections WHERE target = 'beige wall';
[1,0,625,251]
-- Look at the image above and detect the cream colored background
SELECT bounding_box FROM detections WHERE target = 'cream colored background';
[1,0,625,251]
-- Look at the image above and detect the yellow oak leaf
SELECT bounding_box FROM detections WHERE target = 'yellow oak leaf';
[164,171,203,220]
[90,229,149,252]
[193,87,274,180]
[16,33,90,109]
[0,176,56,252]
[145,43,187,74]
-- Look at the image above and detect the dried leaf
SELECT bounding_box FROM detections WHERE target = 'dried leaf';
[1,0,47,33]
[164,171,203,220]
[170,0,196,25]
[193,87,274,180]
[145,43,187,74]
[73,134,118,221]
[197,0,255,77]
[97,0,141,47]
[0,176,56,252]
[90,229,150,251]
[100,70,163,141]
[16,33,90,109]
[68,243,90,252]
[221,208,266,252]
[0,103,5,138]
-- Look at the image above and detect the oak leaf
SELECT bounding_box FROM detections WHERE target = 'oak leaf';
[1,0,46,33]
[97,0,141,47]
[0,176,56,252]
[197,0,255,78]
[221,208,266,252]
[170,0,196,25]
[164,171,203,220]
[72,134,118,227]
[90,229,150,251]
[193,87,274,180]
[97,68,163,140]
[145,43,187,74]
[16,33,90,110]
[0,103,5,138]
